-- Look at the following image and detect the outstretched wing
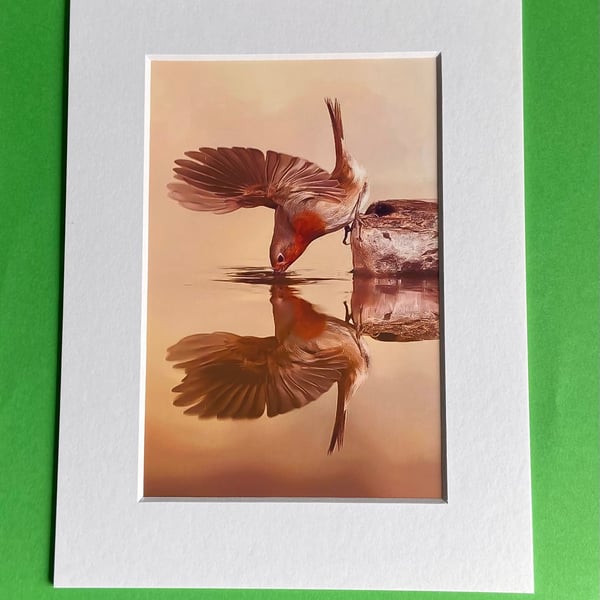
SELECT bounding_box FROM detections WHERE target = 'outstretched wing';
[166,331,347,419]
[167,147,344,214]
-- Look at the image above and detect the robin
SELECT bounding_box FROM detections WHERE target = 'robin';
[166,285,370,453]
[167,98,369,272]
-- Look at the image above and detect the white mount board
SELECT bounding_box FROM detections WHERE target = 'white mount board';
[54,0,532,591]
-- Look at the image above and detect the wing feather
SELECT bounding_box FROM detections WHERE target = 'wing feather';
[167,147,344,214]
[166,331,349,421]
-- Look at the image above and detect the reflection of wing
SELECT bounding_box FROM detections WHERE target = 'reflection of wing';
[167,147,344,214]
[166,332,348,419]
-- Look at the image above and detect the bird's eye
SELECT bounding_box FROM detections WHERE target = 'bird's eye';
[277,253,285,263]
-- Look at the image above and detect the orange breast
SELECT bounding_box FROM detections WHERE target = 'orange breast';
[292,211,326,241]
[291,300,327,340]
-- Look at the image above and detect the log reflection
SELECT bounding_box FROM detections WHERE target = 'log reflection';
[167,285,370,453]
[350,276,439,342]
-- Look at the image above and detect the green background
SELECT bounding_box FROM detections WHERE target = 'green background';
[1,0,598,598]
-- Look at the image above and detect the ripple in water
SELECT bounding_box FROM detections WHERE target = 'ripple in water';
[216,266,349,286]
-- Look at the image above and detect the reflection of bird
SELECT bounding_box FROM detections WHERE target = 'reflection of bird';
[167,98,369,272]
[166,285,370,453]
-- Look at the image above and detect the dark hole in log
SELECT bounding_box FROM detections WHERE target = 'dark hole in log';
[366,201,398,217]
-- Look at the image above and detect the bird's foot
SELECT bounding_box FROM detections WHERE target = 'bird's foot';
[355,215,364,242]
[343,300,353,324]
[342,225,351,245]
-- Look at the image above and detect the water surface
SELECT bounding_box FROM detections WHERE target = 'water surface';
[144,268,442,499]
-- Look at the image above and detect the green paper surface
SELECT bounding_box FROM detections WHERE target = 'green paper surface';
[1,1,598,598]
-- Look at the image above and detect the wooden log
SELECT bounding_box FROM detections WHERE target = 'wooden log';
[351,276,439,342]
[351,200,439,275]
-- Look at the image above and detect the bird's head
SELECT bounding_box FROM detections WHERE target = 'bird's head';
[270,209,311,273]
[269,238,307,273]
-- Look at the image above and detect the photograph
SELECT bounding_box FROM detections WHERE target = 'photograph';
[143,55,443,499]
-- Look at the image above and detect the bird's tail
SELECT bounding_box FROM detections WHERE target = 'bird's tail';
[325,97,345,177]
[327,382,347,454]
